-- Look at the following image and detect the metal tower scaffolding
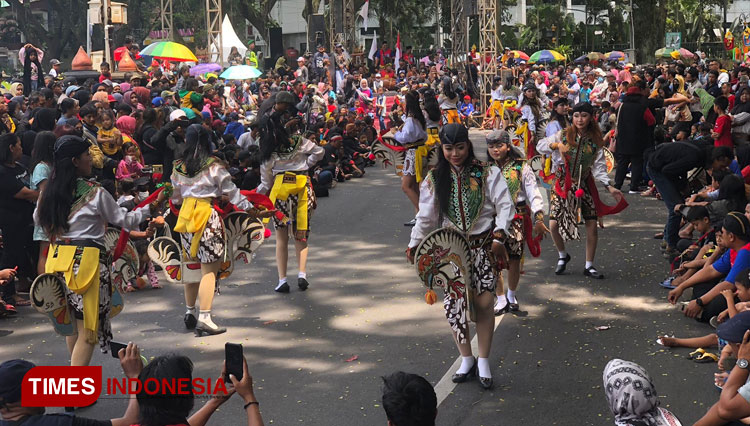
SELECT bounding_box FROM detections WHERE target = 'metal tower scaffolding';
[342,0,356,51]
[477,0,497,113]
[160,0,173,40]
[450,0,466,64]
[206,0,223,64]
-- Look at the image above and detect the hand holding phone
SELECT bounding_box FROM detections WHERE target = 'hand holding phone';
[225,343,244,382]
[110,341,128,359]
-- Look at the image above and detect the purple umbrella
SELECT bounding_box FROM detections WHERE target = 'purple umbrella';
[189,63,222,76]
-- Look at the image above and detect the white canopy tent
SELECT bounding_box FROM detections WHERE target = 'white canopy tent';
[209,14,248,64]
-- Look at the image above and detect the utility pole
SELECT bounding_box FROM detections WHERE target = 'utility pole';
[102,0,110,66]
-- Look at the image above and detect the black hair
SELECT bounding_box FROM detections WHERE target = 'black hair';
[686,205,710,222]
[432,126,475,217]
[36,139,88,238]
[116,103,133,116]
[715,95,729,112]
[712,146,734,163]
[717,174,747,212]
[60,98,77,114]
[180,124,212,176]
[79,102,99,119]
[736,268,750,289]
[381,372,437,426]
[405,91,426,130]
[118,178,135,195]
[136,354,195,426]
[0,133,19,165]
[30,131,56,173]
[441,77,456,99]
[712,168,730,186]
[422,89,441,122]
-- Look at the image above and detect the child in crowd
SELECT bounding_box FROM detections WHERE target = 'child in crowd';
[127,239,161,291]
[98,109,123,160]
[459,95,475,124]
[116,141,144,180]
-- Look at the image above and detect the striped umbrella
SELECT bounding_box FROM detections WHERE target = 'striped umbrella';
[139,41,198,62]
[528,49,566,64]
[605,51,626,61]
[509,50,529,61]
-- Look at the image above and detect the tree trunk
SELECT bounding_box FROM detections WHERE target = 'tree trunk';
[633,0,667,63]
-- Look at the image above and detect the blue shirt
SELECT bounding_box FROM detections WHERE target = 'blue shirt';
[731,159,741,176]
[712,247,750,284]
[580,88,592,103]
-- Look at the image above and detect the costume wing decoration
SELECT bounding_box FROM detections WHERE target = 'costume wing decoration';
[30,273,75,336]
[603,147,615,173]
[219,211,265,278]
[148,236,202,284]
[103,227,139,294]
[374,132,408,176]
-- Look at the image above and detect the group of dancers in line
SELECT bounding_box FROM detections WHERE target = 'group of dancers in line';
[29,79,627,394]
[397,83,626,389]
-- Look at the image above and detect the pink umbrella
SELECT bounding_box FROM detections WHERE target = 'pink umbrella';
[678,48,695,59]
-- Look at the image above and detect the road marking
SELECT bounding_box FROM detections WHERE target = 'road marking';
[434,313,507,406]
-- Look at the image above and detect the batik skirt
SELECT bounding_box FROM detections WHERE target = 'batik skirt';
[549,178,597,241]
[179,209,226,264]
[272,176,316,241]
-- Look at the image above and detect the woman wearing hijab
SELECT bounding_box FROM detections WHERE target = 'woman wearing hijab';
[603,359,681,425]
[19,44,43,95]
[732,87,750,146]
[116,115,144,163]
[10,82,24,98]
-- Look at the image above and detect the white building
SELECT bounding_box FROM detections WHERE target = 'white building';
[506,0,604,26]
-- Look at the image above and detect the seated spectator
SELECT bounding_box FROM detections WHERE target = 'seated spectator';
[381,371,437,426]
[115,141,144,180]
[602,359,681,425]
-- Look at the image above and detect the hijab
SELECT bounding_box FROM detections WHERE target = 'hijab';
[732,87,750,114]
[116,115,136,138]
[603,359,680,426]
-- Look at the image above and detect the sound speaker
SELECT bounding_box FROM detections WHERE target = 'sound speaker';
[308,14,326,50]
[269,27,283,59]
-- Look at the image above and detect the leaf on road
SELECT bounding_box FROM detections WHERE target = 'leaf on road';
[345,355,359,362]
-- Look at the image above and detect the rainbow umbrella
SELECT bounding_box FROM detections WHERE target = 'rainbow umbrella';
[220,65,262,80]
[528,49,565,64]
[509,50,529,61]
[605,51,626,61]
[139,41,197,62]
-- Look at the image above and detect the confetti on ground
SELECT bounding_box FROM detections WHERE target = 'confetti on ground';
[345,355,359,362]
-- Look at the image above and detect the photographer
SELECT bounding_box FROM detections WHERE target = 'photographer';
[149,109,189,182]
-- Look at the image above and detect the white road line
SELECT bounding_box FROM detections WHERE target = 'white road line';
[434,313,507,406]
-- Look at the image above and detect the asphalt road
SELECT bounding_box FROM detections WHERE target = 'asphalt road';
[0,132,718,425]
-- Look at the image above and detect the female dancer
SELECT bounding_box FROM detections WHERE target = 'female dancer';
[35,135,162,366]
[486,130,547,314]
[519,83,545,156]
[257,92,324,293]
[437,78,460,124]
[171,124,265,335]
[545,98,569,137]
[407,123,514,389]
[537,102,626,279]
[393,90,427,227]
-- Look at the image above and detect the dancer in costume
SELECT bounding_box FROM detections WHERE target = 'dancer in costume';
[486,130,548,315]
[407,124,514,390]
[519,82,545,156]
[257,91,324,293]
[171,124,266,336]
[419,89,441,180]
[34,135,163,366]
[393,90,428,227]
[438,77,460,124]
[536,102,627,279]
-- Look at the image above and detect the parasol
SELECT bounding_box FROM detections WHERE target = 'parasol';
[139,41,198,62]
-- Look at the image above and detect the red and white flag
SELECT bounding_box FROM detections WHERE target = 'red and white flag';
[394,33,401,73]
[359,0,369,31]
[368,31,378,61]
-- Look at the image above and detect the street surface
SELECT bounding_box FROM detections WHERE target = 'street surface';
[0,132,717,425]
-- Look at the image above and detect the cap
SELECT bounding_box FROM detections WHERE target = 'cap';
[169,109,187,121]
[152,97,164,107]
[439,123,469,145]
[625,63,634,68]
[718,310,750,343]
[50,59,61,66]
[504,46,510,51]
[275,91,297,105]
[297,57,305,62]
[375,73,382,77]
[107,95,116,103]
[463,95,471,100]
[0,359,35,405]
[65,85,80,96]
[101,79,114,87]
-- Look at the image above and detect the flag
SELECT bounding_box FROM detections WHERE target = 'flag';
[359,0,369,31]
[394,33,401,74]
[368,31,378,61]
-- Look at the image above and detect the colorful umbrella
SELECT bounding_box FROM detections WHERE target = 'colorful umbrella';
[605,51,626,61]
[220,65,262,80]
[139,41,197,62]
[528,50,565,64]
[509,50,529,61]
[656,47,695,60]
[587,51,606,61]
[190,63,222,76]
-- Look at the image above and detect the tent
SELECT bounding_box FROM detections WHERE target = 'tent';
[210,14,248,64]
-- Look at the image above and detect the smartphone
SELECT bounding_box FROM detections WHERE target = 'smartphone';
[110,341,127,358]
[225,343,244,382]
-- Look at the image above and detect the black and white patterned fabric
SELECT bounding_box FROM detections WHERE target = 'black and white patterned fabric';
[179,209,226,264]
[273,178,315,241]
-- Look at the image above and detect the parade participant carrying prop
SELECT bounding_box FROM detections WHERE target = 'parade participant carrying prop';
[257,91,324,294]
[30,274,76,336]
[407,124,514,390]
[537,102,627,280]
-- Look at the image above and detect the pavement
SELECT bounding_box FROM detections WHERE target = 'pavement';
[0,132,720,425]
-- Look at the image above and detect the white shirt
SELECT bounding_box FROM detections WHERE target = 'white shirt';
[437,94,458,110]
[393,117,427,145]
[409,165,514,247]
[237,132,258,150]
[33,183,151,241]
[536,131,610,186]
[515,163,545,214]
[170,160,252,210]
[257,137,325,194]
[491,86,503,101]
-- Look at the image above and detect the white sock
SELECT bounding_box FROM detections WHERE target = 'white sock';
[557,252,568,265]
[507,290,517,304]
[298,272,307,279]
[185,306,196,317]
[585,261,594,269]
[276,278,287,290]
[477,357,492,378]
[456,356,475,374]
[495,295,508,310]
[199,310,217,328]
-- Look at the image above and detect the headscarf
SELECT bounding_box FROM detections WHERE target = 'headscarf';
[133,87,151,107]
[10,82,23,97]
[119,82,131,93]
[732,87,750,114]
[91,91,110,104]
[674,75,687,96]
[116,115,136,138]
[603,359,670,426]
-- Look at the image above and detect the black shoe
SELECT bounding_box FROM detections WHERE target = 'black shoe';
[479,376,493,390]
[555,254,571,275]
[404,218,417,227]
[275,282,290,293]
[298,278,309,291]
[509,302,520,312]
[583,266,604,279]
[451,358,477,383]
[184,312,197,330]
[194,321,227,337]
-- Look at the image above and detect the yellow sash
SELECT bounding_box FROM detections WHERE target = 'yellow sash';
[415,128,440,183]
[174,197,213,259]
[46,245,100,344]
[266,172,309,231]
